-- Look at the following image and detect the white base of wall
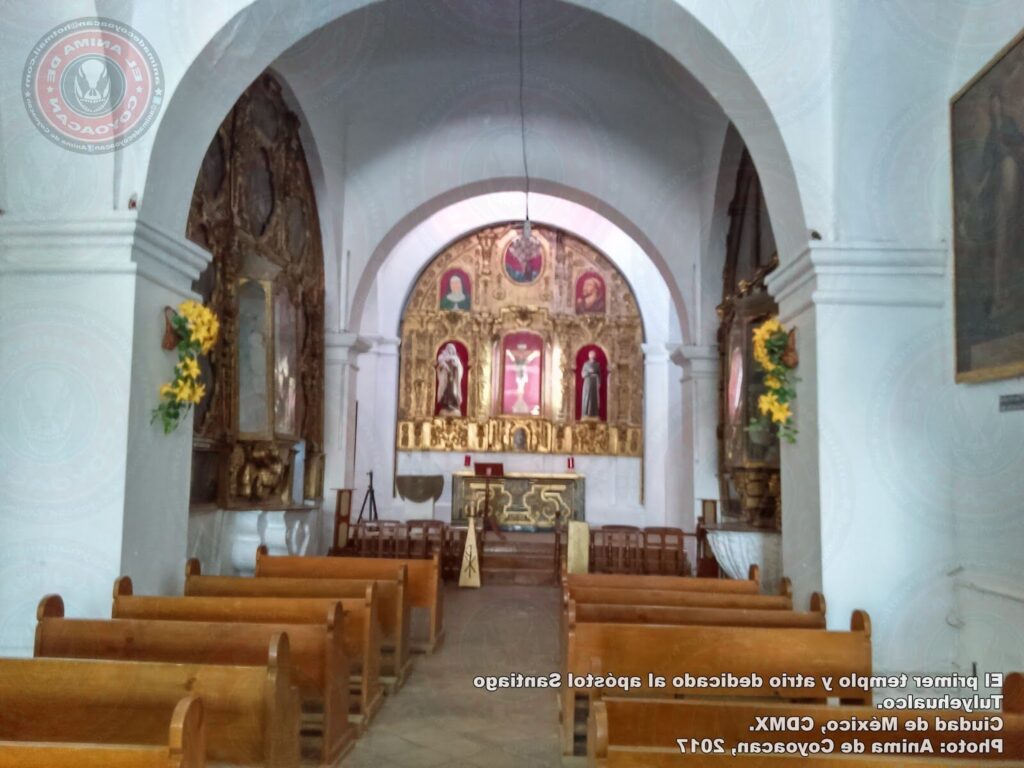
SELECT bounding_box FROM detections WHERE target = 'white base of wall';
[187,505,323,576]
[393,451,648,527]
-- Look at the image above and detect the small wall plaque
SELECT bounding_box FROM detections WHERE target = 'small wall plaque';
[999,394,1024,412]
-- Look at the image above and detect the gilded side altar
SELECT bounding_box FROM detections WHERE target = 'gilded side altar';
[451,472,584,531]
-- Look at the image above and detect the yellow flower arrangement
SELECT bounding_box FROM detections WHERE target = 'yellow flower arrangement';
[152,300,220,434]
[749,315,798,444]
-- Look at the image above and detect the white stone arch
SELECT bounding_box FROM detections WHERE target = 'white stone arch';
[350,178,684,345]
[136,0,811,267]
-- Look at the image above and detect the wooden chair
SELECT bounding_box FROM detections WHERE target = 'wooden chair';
[562,610,873,756]
[257,546,444,653]
[0,636,299,767]
[592,527,643,574]
[641,526,687,575]
[185,559,413,689]
[588,686,1024,767]
[36,595,354,765]
[0,696,205,768]
[112,577,383,731]
[406,520,445,559]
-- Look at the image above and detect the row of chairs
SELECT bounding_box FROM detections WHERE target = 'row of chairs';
[346,520,477,581]
[589,525,691,576]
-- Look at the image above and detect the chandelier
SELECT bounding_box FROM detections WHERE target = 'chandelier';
[512,0,540,260]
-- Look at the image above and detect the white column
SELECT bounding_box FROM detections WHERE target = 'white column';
[642,342,671,526]
[671,345,719,531]
[767,241,954,675]
[354,337,401,519]
[322,332,369,551]
[0,213,208,655]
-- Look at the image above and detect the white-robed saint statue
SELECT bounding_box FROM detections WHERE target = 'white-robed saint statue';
[581,349,602,419]
[436,343,464,416]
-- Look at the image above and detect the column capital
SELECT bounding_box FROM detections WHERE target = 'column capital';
[325,332,372,365]
[641,342,671,365]
[365,335,401,357]
[671,345,719,381]
[766,240,947,322]
[0,212,210,296]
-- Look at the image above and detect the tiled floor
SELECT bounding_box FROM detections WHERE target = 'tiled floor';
[345,584,563,767]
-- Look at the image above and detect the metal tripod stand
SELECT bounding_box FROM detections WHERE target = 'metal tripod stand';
[356,471,379,524]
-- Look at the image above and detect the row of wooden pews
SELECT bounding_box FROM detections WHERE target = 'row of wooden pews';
[560,566,1024,767]
[0,546,446,767]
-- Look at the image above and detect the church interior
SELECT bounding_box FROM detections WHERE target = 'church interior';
[1,1,1024,766]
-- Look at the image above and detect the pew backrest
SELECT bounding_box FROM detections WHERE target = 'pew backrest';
[1,633,298,767]
[0,696,205,768]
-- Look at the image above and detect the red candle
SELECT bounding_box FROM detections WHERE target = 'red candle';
[464,454,471,467]
[568,456,575,470]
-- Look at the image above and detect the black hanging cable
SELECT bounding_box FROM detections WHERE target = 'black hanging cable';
[518,0,531,239]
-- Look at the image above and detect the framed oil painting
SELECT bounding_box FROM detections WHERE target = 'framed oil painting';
[237,278,274,438]
[501,331,543,416]
[273,288,300,438]
[952,28,1024,382]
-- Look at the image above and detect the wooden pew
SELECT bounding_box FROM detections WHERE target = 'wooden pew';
[0,636,299,767]
[562,611,874,756]
[35,595,353,766]
[0,695,205,768]
[185,558,412,688]
[589,688,1024,767]
[568,593,826,629]
[563,564,765,595]
[559,588,813,660]
[112,577,383,731]
[566,585,794,611]
[256,546,444,653]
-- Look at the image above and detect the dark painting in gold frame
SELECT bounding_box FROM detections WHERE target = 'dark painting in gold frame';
[952,27,1024,383]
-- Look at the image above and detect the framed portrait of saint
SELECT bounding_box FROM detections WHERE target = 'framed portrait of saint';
[236,278,274,438]
[503,233,543,285]
[273,288,300,437]
[439,268,471,311]
[952,29,1024,382]
[575,272,606,315]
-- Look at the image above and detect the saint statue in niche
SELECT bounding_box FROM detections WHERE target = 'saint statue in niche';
[575,272,606,314]
[439,268,471,311]
[435,342,465,416]
[581,350,602,419]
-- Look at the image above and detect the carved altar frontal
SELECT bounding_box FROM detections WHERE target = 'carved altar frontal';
[451,471,584,531]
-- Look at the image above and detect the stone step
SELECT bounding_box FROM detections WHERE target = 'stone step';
[480,566,558,586]
[481,540,557,555]
[480,552,556,569]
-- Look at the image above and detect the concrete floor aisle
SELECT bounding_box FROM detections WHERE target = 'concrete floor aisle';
[345,584,563,767]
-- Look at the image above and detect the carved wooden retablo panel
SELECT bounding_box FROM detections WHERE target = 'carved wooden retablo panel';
[397,223,643,457]
[187,72,325,507]
[451,471,584,531]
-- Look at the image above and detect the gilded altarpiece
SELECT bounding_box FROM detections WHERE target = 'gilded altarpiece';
[396,224,643,457]
[186,73,325,508]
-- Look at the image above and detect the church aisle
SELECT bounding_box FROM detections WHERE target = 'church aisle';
[346,585,563,767]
